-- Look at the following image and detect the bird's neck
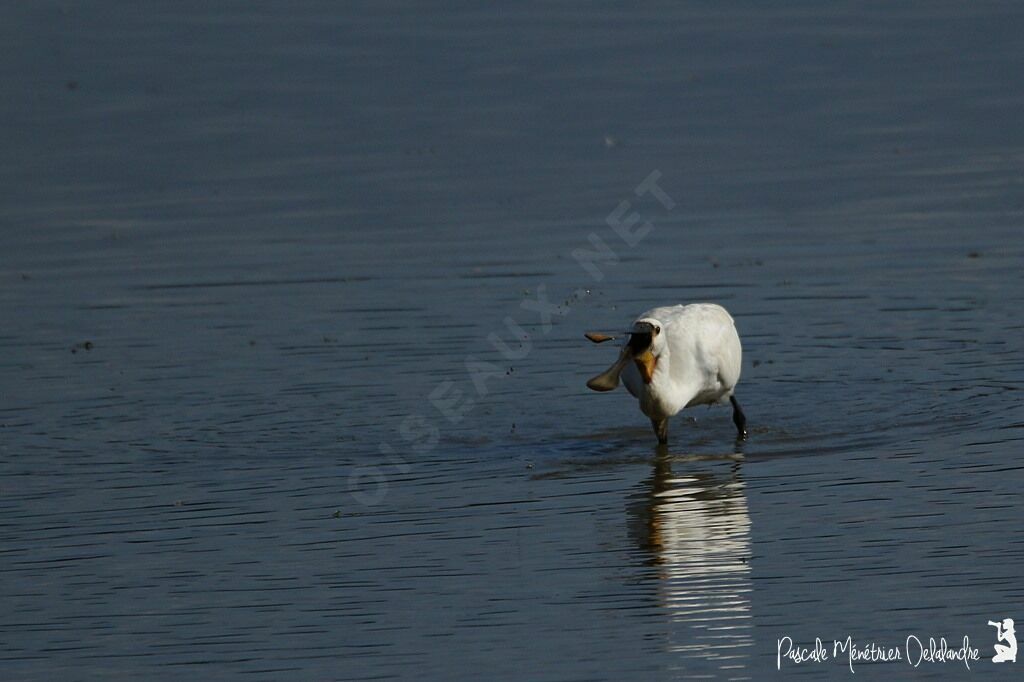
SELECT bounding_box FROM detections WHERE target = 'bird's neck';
[646,348,693,414]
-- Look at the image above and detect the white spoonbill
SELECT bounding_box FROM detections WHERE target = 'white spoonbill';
[585,303,746,444]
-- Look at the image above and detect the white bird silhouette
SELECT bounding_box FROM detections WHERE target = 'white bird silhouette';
[586,303,746,444]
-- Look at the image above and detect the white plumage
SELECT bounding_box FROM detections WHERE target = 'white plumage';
[586,303,746,444]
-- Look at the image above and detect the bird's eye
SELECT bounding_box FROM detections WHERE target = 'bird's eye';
[654,326,661,334]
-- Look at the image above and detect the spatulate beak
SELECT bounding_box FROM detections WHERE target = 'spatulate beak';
[586,345,630,391]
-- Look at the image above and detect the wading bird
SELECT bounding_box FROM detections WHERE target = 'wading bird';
[585,303,746,444]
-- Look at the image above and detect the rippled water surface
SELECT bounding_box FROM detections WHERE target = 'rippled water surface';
[2,2,1023,680]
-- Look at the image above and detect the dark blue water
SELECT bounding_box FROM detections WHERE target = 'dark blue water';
[2,2,1023,679]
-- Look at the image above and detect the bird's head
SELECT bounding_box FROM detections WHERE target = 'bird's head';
[586,318,665,391]
[626,318,664,384]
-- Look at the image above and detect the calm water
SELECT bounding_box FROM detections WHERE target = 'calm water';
[2,2,1023,680]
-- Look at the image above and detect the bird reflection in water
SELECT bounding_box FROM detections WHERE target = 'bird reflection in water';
[629,448,754,676]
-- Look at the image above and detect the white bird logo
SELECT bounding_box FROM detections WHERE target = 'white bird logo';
[586,303,747,444]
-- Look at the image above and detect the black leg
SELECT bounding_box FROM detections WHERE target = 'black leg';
[651,418,668,445]
[730,395,747,440]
